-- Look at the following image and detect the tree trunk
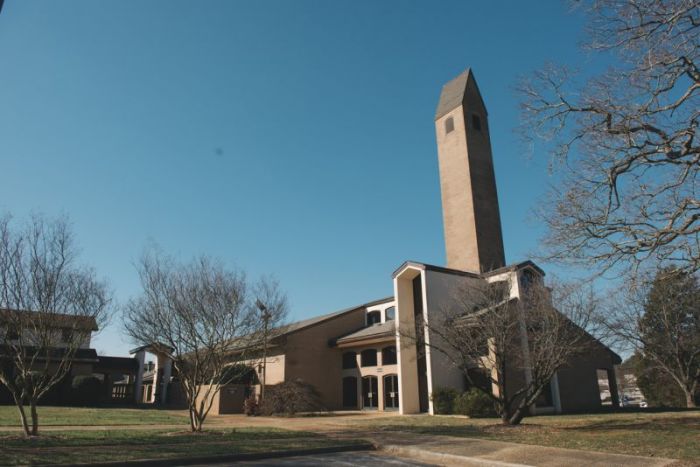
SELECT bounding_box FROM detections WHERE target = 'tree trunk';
[685,390,696,408]
[30,400,39,436]
[15,401,30,437]
[194,412,203,432]
[500,410,511,425]
[189,408,197,432]
[508,407,527,426]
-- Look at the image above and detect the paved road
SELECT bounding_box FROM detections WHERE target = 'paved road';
[192,452,435,466]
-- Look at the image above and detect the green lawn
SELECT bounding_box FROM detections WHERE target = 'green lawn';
[0,428,365,465]
[0,405,188,426]
[351,410,700,461]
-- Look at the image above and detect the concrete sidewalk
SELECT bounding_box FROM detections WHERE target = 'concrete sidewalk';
[361,431,680,467]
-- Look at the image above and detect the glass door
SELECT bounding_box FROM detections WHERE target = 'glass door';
[383,374,399,409]
[361,376,378,409]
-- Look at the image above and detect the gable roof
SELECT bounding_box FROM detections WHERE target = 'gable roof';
[334,320,396,346]
[392,260,545,279]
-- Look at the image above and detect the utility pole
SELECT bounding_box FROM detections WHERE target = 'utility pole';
[256,299,271,403]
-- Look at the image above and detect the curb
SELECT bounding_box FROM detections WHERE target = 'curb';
[380,444,531,467]
[41,443,374,466]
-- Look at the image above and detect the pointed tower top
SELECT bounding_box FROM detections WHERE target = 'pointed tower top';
[434,68,488,120]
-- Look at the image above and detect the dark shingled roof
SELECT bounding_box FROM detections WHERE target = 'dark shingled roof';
[94,356,139,373]
[223,296,395,352]
[274,296,394,338]
[434,68,488,120]
[335,320,396,345]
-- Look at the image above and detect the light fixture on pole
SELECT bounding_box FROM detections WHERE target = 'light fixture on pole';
[256,299,271,403]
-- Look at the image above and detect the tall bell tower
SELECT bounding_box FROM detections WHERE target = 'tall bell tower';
[434,69,505,273]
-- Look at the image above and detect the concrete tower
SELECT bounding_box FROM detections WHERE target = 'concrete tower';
[434,69,505,273]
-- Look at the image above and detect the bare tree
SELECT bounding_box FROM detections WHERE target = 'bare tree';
[601,268,699,407]
[0,214,111,437]
[123,250,283,432]
[519,0,700,276]
[415,278,599,425]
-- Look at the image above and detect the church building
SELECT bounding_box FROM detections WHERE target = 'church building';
[210,69,621,415]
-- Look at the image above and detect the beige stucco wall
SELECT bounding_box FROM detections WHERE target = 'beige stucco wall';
[434,78,505,273]
[394,267,422,414]
[238,353,286,387]
[2,327,92,349]
[281,307,367,410]
[423,269,487,411]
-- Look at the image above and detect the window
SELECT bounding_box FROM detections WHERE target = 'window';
[382,346,397,365]
[61,328,73,343]
[520,269,538,290]
[5,326,19,341]
[360,349,377,367]
[385,306,395,321]
[342,351,357,369]
[366,311,381,326]
[445,117,455,134]
[472,114,481,131]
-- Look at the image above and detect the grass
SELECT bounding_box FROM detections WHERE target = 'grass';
[0,427,365,465]
[351,410,700,461]
[0,405,188,426]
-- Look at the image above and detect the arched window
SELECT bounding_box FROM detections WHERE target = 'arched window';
[366,311,381,326]
[382,346,397,365]
[342,351,357,369]
[445,117,455,134]
[385,306,395,321]
[360,349,377,367]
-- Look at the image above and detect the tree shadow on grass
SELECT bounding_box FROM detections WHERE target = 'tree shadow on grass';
[374,422,539,438]
[560,416,700,432]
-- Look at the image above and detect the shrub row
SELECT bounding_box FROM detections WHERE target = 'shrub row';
[431,387,496,417]
[245,379,325,416]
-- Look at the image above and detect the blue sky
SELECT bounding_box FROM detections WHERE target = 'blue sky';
[0,1,592,356]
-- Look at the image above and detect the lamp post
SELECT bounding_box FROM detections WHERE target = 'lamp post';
[256,299,271,403]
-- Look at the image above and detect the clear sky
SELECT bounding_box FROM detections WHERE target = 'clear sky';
[0,1,592,356]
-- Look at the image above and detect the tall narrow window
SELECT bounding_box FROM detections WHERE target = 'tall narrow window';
[445,117,454,134]
[472,114,482,131]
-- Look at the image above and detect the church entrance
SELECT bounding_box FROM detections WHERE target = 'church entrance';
[361,376,378,409]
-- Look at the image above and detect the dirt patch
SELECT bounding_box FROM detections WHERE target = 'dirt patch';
[163,430,227,437]
[481,424,548,435]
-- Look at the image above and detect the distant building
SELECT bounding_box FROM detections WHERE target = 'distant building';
[0,308,139,405]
